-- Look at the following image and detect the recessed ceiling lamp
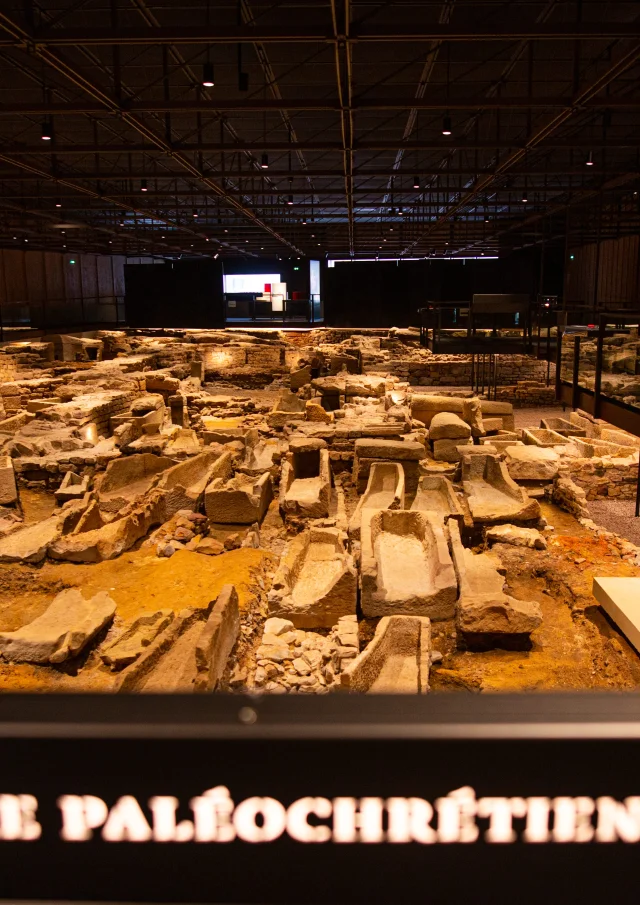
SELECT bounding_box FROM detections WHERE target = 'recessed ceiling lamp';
[202,61,215,88]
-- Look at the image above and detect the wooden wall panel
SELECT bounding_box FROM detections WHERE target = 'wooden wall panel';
[2,250,28,303]
[63,258,82,300]
[112,257,125,296]
[25,251,46,303]
[97,256,115,298]
[566,236,640,309]
[81,255,98,300]
[44,252,65,301]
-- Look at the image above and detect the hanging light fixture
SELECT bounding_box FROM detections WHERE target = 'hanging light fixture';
[287,195,294,205]
[261,153,269,169]
[41,121,53,141]
[202,61,215,88]
[141,179,148,192]
[521,190,528,203]
[413,175,420,189]
[55,198,62,208]
[586,150,594,167]
[193,208,199,218]
[442,114,452,136]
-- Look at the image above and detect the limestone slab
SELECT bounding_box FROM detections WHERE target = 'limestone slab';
[0,456,18,505]
[504,445,559,481]
[0,589,116,664]
[592,577,640,656]
[0,516,60,564]
[450,520,541,645]
[429,411,472,441]
[101,609,174,670]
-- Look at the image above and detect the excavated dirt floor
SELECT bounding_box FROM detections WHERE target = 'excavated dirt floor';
[429,502,640,692]
[0,535,274,692]
[2,478,640,696]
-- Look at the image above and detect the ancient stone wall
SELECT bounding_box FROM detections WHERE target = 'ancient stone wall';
[562,456,639,500]
[367,354,555,388]
[0,355,18,383]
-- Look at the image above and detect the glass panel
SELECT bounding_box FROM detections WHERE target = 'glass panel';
[578,331,596,391]
[600,322,640,407]
[560,332,578,384]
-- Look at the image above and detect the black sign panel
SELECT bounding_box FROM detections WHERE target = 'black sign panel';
[0,693,640,904]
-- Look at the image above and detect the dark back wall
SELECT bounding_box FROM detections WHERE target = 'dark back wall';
[124,256,310,327]
[324,248,563,327]
[125,259,224,328]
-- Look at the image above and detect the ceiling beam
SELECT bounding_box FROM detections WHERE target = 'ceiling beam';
[4,97,640,115]
[403,39,640,253]
[3,139,639,155]
[0,10,304,256]
[2,24,640,45]
[0,168,633,180]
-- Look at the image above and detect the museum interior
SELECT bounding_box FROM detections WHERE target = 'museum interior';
[0,0,639,697]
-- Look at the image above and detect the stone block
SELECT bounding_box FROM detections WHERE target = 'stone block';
[0,456,18,505]
[0,589,116,664]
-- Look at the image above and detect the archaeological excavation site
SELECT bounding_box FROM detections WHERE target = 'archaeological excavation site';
[0,325,638,697]
[4,5,640,899]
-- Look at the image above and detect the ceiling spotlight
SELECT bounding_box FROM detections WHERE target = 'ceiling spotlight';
[24,238,28,243]
[245,239,249,243]
[224,228,228,233]
[202,61,215,88]
[213,252,219,259]
[261,153,269,169]
[12,235,17,240]
[161,235,165,239]
[586,150,594,167]
[287,194,294,205]
[141,179,148,192]
[442,114,452,136]
[41,121,53,141]
[413,176,420,189]
[119,221,125,227]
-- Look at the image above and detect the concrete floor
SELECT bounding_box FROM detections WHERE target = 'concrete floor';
[587,500,640,546]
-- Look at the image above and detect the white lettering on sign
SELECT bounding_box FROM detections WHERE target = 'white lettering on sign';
[6,788,640,844]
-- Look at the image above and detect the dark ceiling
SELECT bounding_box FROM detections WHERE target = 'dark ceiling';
[0,0,639,260]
